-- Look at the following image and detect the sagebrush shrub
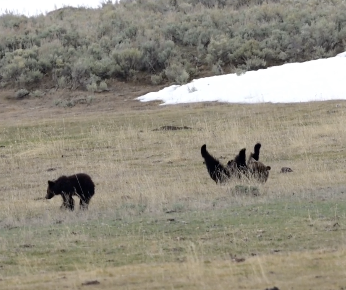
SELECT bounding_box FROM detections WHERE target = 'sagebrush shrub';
[0,0,345,89]
[112,48,142,80]
[15,89,29,99]
[165,63,189,84]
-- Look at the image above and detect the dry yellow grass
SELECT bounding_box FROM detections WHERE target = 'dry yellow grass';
[2,249,346,290]
[1,99,346,289]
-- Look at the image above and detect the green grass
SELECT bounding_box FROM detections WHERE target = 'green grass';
[1,100,346,289]
[1,196,345,277]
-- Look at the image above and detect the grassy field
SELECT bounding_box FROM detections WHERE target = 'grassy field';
[1,99,346,289]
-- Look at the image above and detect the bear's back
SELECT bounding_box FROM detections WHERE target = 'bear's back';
[67,173,95,198]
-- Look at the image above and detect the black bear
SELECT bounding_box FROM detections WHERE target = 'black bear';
[249,143,261,161]
[233,147,248,174]
[247,157,271,183]
[201,144,230,184]
[226,147,248,179]
[46,173,95,210]
[226,159,239,176]
[247,143,271,183]
[227,143,271,183]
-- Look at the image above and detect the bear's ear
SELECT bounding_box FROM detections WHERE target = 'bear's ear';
[48,180,55,187]
[266,166,271,171]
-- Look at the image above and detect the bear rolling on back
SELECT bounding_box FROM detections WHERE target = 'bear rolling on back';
[201,144,230,184]
[232,148,248,175]
[247,157,271,183]
[46,173,95,210]
[250,143,261,162]
[246,143,271,183]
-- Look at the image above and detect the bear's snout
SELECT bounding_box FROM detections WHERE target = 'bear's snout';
[45,190,55,199]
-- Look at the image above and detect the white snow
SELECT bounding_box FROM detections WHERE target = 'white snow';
[137,52,346,105]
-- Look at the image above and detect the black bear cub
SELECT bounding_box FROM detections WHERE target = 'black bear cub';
[46,173,95,211]
[201,144,230,184]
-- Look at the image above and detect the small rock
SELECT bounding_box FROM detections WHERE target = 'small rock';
[280,167,293,173]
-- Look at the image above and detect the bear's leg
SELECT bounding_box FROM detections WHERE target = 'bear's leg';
[79,198,89,210]
[61,194,69,209]
[68,196,75,211]
[61,193,75,210]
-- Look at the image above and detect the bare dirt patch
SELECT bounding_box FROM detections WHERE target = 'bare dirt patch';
[0,81,166,123]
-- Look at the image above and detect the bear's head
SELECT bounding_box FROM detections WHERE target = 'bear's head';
[46,180,56,199]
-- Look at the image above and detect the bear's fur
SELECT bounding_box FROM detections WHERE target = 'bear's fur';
[202,143,271,184]
[249,143,261,162]
[201,144,230,184]
[227,159,243,179]
[227,148,248,178]
[233,148,248,174]
[247,157,271,183]
[46,173,95,210]
[227,143,271,183]
[246,143,271,183]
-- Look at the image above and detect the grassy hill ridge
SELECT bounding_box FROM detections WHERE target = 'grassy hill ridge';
[0,0,345,93]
